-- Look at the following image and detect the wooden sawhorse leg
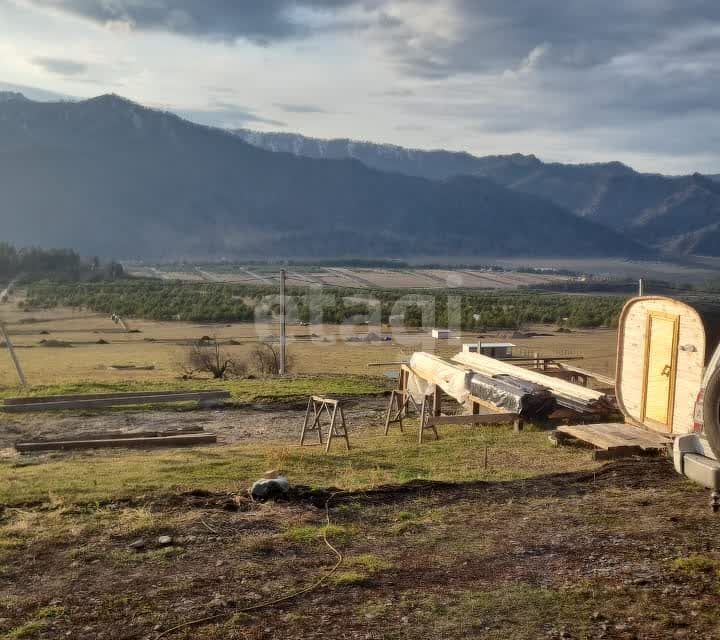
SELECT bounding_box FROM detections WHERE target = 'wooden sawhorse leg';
[325,402,351,452]
[300,396,324,446]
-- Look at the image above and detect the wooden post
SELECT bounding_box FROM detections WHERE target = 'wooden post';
[0,322,27,387]
[279,269,287,376]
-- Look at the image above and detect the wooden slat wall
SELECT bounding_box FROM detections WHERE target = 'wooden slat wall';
[617,297,705,434]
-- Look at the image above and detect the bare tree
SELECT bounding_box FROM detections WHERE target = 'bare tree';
[181,337,246,379]
[250,342,292,377]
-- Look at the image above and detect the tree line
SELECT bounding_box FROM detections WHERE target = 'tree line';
[24,280,628,329]
[0,243,124,283]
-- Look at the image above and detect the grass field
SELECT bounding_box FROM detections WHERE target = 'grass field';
[2,423,720,639]
[0,294,618,389]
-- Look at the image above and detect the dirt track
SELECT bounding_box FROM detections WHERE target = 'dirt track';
[0,397,389,451]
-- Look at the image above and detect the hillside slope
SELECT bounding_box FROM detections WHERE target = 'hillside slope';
[0,93,647,260]
[235,129,720,256]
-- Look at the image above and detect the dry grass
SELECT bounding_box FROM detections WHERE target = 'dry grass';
[0,297,618,387]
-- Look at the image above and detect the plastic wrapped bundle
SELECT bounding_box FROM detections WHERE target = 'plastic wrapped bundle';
[407,352,473,404]
[470,373,557,419]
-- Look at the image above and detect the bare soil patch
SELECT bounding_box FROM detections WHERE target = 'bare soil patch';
[0,396,389,451]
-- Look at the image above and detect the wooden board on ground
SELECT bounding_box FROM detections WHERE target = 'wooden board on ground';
[15,432,217,452]
[23,426,204,443]
[3,390,230,412]
[555,422,671,460]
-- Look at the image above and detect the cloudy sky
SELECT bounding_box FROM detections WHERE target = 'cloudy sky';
[2,0,720,174]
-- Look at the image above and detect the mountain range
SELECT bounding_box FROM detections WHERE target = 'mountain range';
[0,92,648,260]
[234,129,720,257]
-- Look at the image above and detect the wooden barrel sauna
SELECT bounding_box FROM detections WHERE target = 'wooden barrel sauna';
[616,296,720,435]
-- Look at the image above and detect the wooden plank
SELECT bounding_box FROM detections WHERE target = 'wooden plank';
[557,364,615,387]
[4,390,229,405]
[15,433,217,452]
[556,422,671,451]
[3,391,230,413]
[425,413,518,427]
[24,427,205,444]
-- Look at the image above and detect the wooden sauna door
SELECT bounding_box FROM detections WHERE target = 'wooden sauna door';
[642,312,680,430]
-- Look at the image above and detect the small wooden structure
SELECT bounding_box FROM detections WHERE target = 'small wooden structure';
[300,396,351,452]
[616,296,720,435]
[431,328,450,339]
[462,342,515,357]
[555,296,720,457]
[2,390,230,412]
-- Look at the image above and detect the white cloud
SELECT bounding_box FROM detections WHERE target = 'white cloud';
[1,0,719,174]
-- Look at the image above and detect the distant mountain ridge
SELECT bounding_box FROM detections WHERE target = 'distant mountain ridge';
[0,92,646,260]
[235,129,720,256]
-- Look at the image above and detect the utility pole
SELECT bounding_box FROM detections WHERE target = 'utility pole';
[638,278,645,296]
[279,269,287,376]
[0,321,27,387]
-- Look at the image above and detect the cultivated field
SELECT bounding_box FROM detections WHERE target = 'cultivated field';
[125,264,572,290]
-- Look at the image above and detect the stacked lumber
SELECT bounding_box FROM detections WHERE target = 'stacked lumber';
[452,351,613,415]
[470,373,557,419]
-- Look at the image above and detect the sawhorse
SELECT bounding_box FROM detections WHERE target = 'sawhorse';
[300,396,351,453]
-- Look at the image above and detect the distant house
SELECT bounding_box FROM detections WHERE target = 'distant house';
[431,328,450,339]
[462,342,515,358]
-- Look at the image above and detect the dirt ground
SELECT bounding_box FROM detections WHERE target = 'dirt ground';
[0,397,389,451]
[2,458,720,639]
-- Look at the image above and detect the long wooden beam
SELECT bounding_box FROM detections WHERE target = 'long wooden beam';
[4,390,229,405]
[3,391,230,412]
[15,432,217,452]
[425,413,518,427]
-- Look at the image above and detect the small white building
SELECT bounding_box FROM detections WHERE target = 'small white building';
[431,328,451,339]
[462,342,515,358]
